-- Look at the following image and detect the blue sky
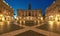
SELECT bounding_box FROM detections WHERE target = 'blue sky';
[5,0,55,18]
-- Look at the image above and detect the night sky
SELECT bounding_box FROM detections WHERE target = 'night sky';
[5,0,55,18]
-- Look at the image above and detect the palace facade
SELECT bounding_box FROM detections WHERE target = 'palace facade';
[45,0,60,24]
[0,0,14,22]
[17,4,43,26]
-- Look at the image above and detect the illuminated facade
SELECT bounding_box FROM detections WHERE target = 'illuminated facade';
[45,0,60,24]
[0,0,14,22]
[17,4,43,26]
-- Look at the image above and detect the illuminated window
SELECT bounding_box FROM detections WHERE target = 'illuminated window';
[0,17,2,21]
[49,16,54,21]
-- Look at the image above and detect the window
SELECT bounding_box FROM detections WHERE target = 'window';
[58,9,60,12]
[29,12,31,16]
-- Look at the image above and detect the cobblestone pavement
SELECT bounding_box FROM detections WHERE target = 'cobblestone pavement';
[0,22,60,36]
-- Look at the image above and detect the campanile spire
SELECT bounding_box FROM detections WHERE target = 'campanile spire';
[28,4,31,10]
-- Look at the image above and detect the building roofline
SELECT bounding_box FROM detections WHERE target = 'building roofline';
[17,8,42,11]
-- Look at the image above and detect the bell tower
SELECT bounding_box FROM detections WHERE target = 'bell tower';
[28,4,31,10]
